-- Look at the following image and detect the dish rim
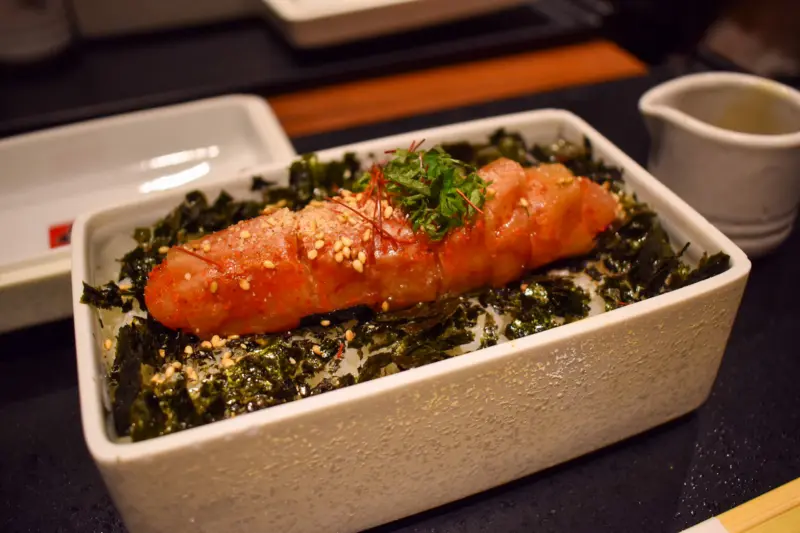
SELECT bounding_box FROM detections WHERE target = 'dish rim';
[72,108,751,463]
[0,94,295,292]
[638,71,800,148]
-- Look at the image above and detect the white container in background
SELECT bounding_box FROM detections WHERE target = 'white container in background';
[0,95,296,334]
[640,72,800,258]
[72,109,751,533]
[261,0,529,48]
[0,0,73,63]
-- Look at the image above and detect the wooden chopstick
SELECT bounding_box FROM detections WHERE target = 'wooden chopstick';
[718,477,800,533]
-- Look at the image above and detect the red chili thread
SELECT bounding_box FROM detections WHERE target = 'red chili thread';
[455,189,484,215]
[328,198,411,244]
[172,246,223,270]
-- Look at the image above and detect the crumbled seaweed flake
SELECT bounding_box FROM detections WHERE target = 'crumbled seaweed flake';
[80,282,133,312]
[250,176,276,191]
[480,312,499,348]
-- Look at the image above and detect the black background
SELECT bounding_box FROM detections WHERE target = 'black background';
[1,71,799,532]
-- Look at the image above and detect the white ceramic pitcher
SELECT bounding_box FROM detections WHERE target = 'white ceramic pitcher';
[639,72,800,258]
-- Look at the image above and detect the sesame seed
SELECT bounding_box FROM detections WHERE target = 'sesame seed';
[356,193,364,201]
[209,281,218,293]
[384,205,394,218]
[172,361,182,370]
[151,374,164,384]
[341,189,352,197]
[557,176,575,186]
[103,339,112,350]
[201,341,213,350]
[228,334,240,340]
[342,237,353,246]
[211,335,223,347]
[345,329,355,342]
[519,198,529,207]
[202,241,211,252]
[338,215,347,223]
[352,259,364,273]
[239,279,251,291]
[320,319,331,327]
[240,230,251,239]
[335,252,344,263]
[487,187,496,195]
[184,345,194,355]
[357,251,367,263]
[315,231,324,239]
[263,260,276,269]
[221,358,235,369]
[118,283,132,291]
[362,229,371,242]
[184,272,192,281]
[334,240,343,252]
[165,366,175,378]
[158,246,170,254]
[158,349,166,358]
[312,345,322,355]
[267,218,277,226]
[381,301,390,312]
[276,199,288,208]
[314,239,325,250]
[307,249,318,260]
[342,247,351,259]
[289,357,297,365]
[381,199,388,208]
[186,366,198,381]
[310,220,317,232]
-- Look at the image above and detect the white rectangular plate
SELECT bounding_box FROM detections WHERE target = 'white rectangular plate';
[0,94,295,334]
[72,109,750,533]
[261,0,530,48]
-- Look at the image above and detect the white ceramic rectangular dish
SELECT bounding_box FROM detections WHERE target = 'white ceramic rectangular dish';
[0,94,295,334]
[261,0,529,48]
[72,109,750,533]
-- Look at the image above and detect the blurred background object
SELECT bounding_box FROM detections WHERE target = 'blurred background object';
[0,0,74,64]
[70,0,259,38]
[701,0,800,79]
[601,0,733,64]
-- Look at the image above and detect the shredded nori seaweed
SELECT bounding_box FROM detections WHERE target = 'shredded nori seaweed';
[80,282,134,312]
[81,131,732,442]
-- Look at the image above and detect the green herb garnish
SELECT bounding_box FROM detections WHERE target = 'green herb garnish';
[355,143,490,241]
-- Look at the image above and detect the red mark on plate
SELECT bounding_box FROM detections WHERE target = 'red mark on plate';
[49,222,73,249]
